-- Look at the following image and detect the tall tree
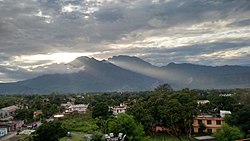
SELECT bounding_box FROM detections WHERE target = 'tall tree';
[34,121,67,141]
[153,83,173,95]
[158,89,198,141]
[107,113,145,141]
[92,102,109,119]
[208,94,237,112]
[14,109,34,123]
[127,99,153,133]
[226,105,250,137]
[147,84,173,122]
[42,103,59,118]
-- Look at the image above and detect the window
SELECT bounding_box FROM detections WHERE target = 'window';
[207,120,211,125]
[198,128,203,133]
[207,129,212,133]
[198,120,202,124]
[216,120,221,125]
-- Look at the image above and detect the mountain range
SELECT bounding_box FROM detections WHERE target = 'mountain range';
[0,55,250,94]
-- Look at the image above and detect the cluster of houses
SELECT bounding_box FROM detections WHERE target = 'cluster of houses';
[0,97,233,140]
[0,105,23,137]
[60,101,128,119]
[61,100,231,135]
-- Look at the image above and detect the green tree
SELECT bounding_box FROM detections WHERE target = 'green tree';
[226,105,250,137]
[14,109,34,123]
[34,121,67,141]
[0,97,17,108]
[107,113,145,141]
[153,83,173,95]
[92,102,109,119]
[208,94,237,112]
[42,103,59,118]
[127,99,153,133]
[199,123,206,133]
[147,84,172,123]
[213,124,244,141]
[158,89,198,141]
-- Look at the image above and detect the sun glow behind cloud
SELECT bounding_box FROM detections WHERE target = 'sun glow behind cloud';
[17,52,97,64]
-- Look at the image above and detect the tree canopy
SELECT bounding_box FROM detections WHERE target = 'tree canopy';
[226,105,250,137]
[34,121,67,141]
[107,113,145,141]
[92,102,109,119]
[213,124,244,141]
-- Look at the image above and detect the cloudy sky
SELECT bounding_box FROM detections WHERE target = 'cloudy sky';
[0,0,250,82]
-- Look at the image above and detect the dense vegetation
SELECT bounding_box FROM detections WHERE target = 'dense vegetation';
[0,85,249,141]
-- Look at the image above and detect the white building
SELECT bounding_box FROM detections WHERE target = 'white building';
[61,102,73,108]
[220,110,231,117]
[111,103,127,115]
[197,100,210,105]
[68,104,88,113]
[0,128,8,137]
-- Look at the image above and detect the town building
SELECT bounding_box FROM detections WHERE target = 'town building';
[219,110,231,118]
[61,102,73,108]
[110,103,127,115]
[0,119,23,132]
[197,100,210,105]
[193,115,225,133]
[33,110,43,118]
[0,105,19,118]
[0,128,8,137]
[68,104,88,113]
[194,136,215,141]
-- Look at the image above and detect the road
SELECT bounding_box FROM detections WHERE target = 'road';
[0,132,17,141]
[0,121,42,141]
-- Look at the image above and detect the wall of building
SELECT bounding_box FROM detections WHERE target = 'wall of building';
[193,116,224,133]
[0,128,8,137]
[0,110,9,118]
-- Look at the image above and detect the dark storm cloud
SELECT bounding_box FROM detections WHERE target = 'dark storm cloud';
[230,19,250,27]
[140,41,250,66]
[94,8,123,22]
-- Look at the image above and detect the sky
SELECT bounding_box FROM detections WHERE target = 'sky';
[0,0,250,82]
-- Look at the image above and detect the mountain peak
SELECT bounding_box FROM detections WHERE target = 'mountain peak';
[108,55,152,66]
[75,56,97,62]
[68,56,100,67]
[1,55,250,94]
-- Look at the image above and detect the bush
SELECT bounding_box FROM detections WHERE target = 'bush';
[213,124,244,141]
[91,131,104,141]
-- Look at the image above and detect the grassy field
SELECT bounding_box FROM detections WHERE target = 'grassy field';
[60,132,88,141]
[61,110,99,133]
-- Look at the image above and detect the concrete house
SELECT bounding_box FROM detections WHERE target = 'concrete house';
[0,128,8,137]
[110,103,127,115]
[0,105,19,118]
[68,104,88,113]
[193,115,225,133]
